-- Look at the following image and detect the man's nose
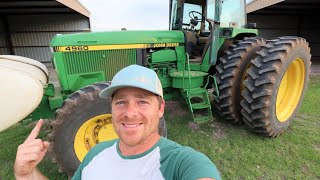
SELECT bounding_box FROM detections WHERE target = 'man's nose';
[125,102,139,118]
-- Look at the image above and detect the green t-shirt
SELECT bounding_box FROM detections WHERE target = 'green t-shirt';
[72,137,221,180]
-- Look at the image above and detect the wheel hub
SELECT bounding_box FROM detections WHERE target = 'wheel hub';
[74,114,118,161]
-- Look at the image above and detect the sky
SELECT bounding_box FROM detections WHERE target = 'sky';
[78,0,169,31]
[78,0,252,32]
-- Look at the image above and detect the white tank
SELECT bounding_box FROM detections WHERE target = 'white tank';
[0,55,48,132]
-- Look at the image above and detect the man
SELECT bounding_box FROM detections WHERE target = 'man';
[14,65,222,180]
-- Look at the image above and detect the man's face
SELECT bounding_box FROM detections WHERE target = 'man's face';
[111,87,165,147]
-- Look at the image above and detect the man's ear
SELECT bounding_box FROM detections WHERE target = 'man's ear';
[159,99,165,118]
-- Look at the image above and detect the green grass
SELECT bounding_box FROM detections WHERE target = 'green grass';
[1,76,319,179]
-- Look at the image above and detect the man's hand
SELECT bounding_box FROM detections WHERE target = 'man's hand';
[14,119,50,180]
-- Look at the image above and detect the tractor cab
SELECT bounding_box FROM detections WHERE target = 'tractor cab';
[169,0,247,64]
[167,0,256,124]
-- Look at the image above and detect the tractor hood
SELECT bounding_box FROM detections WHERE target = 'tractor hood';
[50,30,185,47]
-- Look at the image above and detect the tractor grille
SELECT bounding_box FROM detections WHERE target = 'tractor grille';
[62,49,136,81]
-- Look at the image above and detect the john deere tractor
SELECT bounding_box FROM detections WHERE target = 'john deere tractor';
[0,0,311,176]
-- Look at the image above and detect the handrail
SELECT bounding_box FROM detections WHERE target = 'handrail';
[185,53,192,93]
[204,75,219,98]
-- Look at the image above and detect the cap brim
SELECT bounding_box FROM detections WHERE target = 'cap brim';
[99,83,162,98]
[99,85,128,98]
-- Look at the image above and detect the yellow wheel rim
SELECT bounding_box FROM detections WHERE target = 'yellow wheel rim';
[276,58,305,122]
[74,114,118,162]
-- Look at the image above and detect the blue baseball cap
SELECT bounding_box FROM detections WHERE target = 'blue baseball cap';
[99,65,163,98]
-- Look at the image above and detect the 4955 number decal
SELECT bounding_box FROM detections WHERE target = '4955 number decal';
[65,46,89,51]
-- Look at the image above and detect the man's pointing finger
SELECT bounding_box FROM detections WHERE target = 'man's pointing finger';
[24,119,44,143]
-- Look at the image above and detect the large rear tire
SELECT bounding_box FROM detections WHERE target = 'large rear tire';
[240,36,311,137]
[48,82,167,176]
[214,37,266,123]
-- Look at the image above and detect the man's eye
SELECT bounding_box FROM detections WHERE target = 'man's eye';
[115,101,125,105]
[138,101,148,104]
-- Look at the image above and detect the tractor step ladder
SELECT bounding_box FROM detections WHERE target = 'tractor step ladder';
[184,87,213,124]
[171,53,214,124]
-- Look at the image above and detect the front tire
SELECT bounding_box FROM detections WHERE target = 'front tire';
[48,82,112,176]
[48,82,168,176]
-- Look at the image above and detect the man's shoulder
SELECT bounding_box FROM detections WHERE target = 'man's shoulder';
[158,137,211,164]
[158,138,222,180]
[72,139,120,179]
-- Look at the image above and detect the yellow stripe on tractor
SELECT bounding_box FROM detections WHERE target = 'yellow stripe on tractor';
[54,43,180,52]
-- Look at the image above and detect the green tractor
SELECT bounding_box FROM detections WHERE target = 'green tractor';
[2,0,311,176]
